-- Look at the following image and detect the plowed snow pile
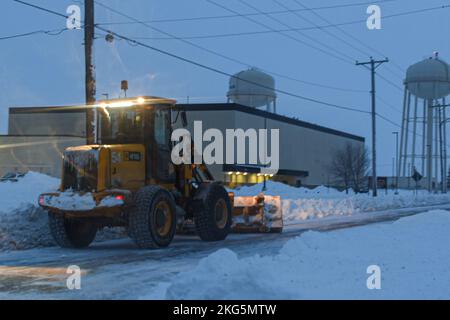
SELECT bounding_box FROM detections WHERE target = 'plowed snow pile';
[234,181,450,224]
[0,172,124,251]
[151,210,450,299]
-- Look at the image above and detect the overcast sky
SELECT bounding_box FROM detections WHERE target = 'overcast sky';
[1,0,450,175]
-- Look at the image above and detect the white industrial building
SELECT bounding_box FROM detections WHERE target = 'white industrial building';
[0,69,365,188]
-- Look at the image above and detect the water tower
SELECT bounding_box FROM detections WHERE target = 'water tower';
[400,53,450,192]
[227,68,277,113]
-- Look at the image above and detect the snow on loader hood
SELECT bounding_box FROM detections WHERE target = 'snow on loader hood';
[42,192,123,211]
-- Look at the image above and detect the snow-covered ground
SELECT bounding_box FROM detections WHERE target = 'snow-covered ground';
[0,173,448,299]
[0,208,448,299]
[148,210,450,300]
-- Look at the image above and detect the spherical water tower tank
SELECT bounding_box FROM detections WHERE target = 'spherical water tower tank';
[227,68,276,109]
[405,56,450,100]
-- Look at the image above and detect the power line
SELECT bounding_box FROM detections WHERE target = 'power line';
[377,112,401,128]
[97,0,397,25]
[207,0,354,65]
[212,0,405,97]
[11,0,68,18]
[289,0,405,78]
[95,25,371,115]
[0,28,68,41]
[282,0,406,93]
[96,0,404,93]
[129,4,450,41]
[377,73,404,92]
[377,96,402,114]
[239,0,360,61]
[273,0,372,58]
[95,0,367,94]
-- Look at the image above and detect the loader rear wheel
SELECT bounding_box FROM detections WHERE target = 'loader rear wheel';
[48,213,97,248]
[194,183,232,242]
[128,186,176,249]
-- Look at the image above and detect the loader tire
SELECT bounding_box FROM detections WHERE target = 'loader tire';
[128,186,177,249]
[194,183,232,242]
[48,213,97,248]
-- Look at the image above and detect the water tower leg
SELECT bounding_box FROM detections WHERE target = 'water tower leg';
[421,99,427,176]
[438,104,445,193]
[427,99,434,192]
[411,96,418,174]
[434,103,439,192]
[402,92,411,177]
[443,98,448,193]
[398,87,408,179]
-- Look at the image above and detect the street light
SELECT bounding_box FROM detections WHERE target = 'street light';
[392,131,399,195]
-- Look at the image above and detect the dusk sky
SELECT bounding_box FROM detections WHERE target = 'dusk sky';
[1,0,450,175]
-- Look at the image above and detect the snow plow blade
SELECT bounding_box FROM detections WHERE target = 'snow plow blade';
[230,193,283,233]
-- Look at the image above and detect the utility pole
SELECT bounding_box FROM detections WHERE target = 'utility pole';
[85,0,96,144]
[356,57,389,197]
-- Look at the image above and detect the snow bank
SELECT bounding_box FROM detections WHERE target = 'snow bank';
[234,181,450,223]
[0,172,124,251]
[0,172,59,214]
[153,210,450,299]
[233,181,350,198]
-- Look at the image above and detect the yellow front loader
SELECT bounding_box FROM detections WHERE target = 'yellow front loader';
[38,97,282,249]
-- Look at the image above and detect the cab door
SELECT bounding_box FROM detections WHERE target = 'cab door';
[154,109,175,183]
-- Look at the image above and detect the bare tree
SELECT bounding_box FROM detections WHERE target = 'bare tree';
[328,143,370,193]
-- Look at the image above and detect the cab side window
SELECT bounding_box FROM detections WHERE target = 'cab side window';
[154,110,169,147]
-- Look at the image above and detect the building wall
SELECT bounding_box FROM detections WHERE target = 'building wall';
[177,104,365,187]
[8,109,86,136]
[236,112,364,187]
[0,136,85,177]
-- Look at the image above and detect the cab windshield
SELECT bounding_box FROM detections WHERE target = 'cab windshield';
[100,107,145,144]
[98,105,172,148]
[62,149,98,192]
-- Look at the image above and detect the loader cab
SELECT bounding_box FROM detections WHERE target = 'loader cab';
[97,97,177,183]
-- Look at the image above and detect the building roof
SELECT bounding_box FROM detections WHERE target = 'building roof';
[9,102,365,142]
[176,103,365,142]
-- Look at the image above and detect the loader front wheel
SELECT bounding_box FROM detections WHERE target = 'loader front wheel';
[128,186,177,249]
[194,183,232,242]
[48,213,97,248]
